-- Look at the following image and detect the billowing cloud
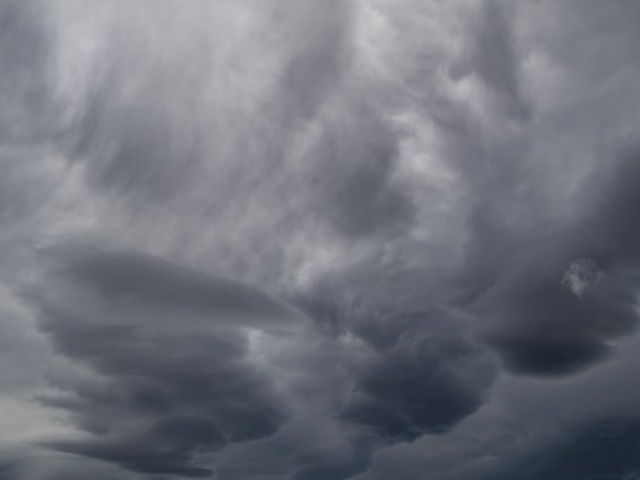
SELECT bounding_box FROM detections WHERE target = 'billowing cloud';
[339,310,496,440]
[1,0,640,478]
[28,248,300,477]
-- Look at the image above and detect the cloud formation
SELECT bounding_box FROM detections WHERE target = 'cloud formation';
[29,249,298,477]
[1,0,640,478]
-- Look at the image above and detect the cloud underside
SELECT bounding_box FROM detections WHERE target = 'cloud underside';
[1,0,640,479]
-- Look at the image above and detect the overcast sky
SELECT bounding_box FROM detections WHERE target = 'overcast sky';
[2,0,640,479]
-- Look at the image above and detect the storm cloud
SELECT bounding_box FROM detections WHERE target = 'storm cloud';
[2,0,640,478]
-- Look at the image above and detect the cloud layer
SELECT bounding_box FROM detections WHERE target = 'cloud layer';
[2,0,640,478]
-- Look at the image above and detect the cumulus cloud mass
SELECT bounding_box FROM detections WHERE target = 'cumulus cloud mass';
[2,0,640,478]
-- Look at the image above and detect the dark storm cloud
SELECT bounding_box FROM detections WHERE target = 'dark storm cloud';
[339,310,496,441]
[2,0,640,479]
[295,289,497,443]
[429,1,640,378]
[486,415,640,480]
[214,416,376,480]
[473,254,636,376]
[29,248,296,477]
[469,147,640,376]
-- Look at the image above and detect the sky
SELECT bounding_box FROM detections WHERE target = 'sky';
[1,0,640,479]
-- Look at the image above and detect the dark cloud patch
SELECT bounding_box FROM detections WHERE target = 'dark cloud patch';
[0,460,19,480]
[476,260,638,376]
[490,416,640,480]
[539,416,640,480]
[472,148,640,377]
[485,336,612,377]
[29,248,294,477]
[293,281,497,446]
[340,310,496,441]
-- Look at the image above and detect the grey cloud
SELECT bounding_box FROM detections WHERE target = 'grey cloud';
[485,336,612,377]
[483,415,640,480]
[43,437,216,478]
[475,255,638,376]
[451,0,530,121]
[2,0,640,478]
[29,248,296,477]
[0,0,56,145]
[468,147,640,376]
[44,247,305,329]
[0,0,60,244]
[590,145,640,262]
[0,458,19,480]
[432,6,640,376]
[276,0,353,120]
[296,290,497,443]
[215,417,375,480]
[0,450,141,480]
[55,0,413,275]
[309,105,415,238]
[274,422,372,480]
[340,311,496,441]
[64,0,353,212]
